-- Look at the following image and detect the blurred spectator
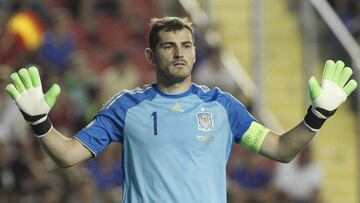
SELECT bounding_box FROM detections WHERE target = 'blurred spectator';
[121,0,159,42]
[273,147,323,203]
[2,0,50,20]
[319,0,357,65]
[93,0,120,17]
[328,0,357,21]
[33,172,69,203]
[68,171,104,203]
[35,184,62,203]
[0,140,33,203]
[38,8,75,74]
[100,51,139,103]
[63,50,99,129]
[153,0,187,17]
[227,148,275,203]
[86,144,124,203]
[85,85,103,122]
[346,2,360,42]
[193,46,246,101]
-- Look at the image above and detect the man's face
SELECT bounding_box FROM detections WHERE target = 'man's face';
[153,28,196,83]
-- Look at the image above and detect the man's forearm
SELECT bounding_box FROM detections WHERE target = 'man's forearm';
[259,122,316,163]
[277,122,316,162]
[37,128,92,168]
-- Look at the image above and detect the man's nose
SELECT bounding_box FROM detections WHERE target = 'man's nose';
[173,46,184,58]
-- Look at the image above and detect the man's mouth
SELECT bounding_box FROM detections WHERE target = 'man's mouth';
[173,61,186,66]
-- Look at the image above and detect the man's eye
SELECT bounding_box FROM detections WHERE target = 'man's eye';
[163,45,172,49]
[184,44,193,48]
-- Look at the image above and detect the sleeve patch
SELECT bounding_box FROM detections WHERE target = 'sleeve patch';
[240,121,269,153]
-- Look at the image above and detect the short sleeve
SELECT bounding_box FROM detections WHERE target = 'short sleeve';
[75,107,124,156]
[74,87,157,156]
[216,92,256,143]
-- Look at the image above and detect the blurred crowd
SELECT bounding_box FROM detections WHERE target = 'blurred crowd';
[0,0,327,203]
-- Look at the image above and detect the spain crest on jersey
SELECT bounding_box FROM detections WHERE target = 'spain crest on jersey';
[196,112,214,132]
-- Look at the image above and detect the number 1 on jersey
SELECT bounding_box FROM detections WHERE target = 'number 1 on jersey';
[151,112,158,135]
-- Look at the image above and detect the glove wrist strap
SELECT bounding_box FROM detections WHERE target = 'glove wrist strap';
[303,106,332,132]
[30,116,53,137]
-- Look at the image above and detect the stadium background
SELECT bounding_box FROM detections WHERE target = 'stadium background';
[0,0,359,202]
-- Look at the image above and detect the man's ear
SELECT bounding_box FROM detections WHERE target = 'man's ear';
[145,48,155,64]
[193,46,196,64]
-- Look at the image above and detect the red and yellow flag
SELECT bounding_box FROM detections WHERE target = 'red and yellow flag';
[6,11,45,50]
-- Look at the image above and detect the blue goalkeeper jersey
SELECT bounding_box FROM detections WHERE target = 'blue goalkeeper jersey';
[75,83,256,203]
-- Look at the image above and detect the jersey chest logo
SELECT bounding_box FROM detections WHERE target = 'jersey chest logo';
[196,112,214,132]
[170,102,184,112]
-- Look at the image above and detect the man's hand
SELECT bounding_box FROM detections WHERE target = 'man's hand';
[304,60,357,131]
[5,66,60,136]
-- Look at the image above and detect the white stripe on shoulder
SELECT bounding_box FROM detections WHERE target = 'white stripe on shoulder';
[102,85,152,110]
[193,83,211,93]
[222,89,246,107]
[211,86,246,106]
[126,84,153,94]
[213,86,223,93]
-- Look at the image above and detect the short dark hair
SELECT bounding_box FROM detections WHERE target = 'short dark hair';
[148,17,194,50]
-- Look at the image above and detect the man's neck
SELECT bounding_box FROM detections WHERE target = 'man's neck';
[156,77,192,95]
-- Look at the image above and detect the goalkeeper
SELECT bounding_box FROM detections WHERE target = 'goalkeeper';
[5,17,358,203]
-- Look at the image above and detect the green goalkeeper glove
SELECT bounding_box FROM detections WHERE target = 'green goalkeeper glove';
[5,67,60,137]
[304,60,357,131]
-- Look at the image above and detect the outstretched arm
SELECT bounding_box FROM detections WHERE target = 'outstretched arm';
[242,60,357,162]
[6,67,92,167]
[37,128,93,167]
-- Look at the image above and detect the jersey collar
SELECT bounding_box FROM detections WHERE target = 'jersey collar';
[152,83,194,98]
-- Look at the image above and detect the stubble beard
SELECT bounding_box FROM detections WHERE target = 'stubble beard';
[157,65,192,85]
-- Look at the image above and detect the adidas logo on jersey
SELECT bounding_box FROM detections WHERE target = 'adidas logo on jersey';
[170,103,184,112]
